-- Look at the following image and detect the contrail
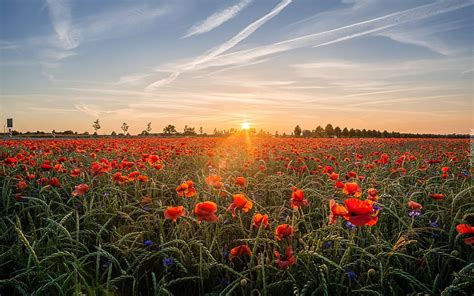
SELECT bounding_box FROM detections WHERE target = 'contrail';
[193,0,474,71]
[184,0,253,38]
[146,0,292,91]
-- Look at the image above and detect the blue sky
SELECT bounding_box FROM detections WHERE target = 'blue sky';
[1,0,473,134]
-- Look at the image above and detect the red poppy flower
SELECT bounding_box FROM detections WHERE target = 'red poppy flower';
[193,201,218,223]
[16,180,28,191]
[342,182,362,197]
[206,175,221,186]
[72,183,90,197]
[429,193,445,200]
[274,247,296,270]
[329,172,339,180]
[441,167,449,173]
[275,224,294,241]
[456,224,474,245]
[343,198,378,226]
[252,213,269,228]
[407,201,422,210]
[229,244,252,260]
[290,187,309,209]
[227,193,253,217]
[235,176,246,187]
[176,180,197,198]
[70,169,81,177]
[49,177,60,187]
[164,206,186,222]
[4,157,18,166]
[41,163,53,171]
[367,188,378,201]
[329,199,349,225]
[456,224,474,235]
[137,175,149,182]
[380,153,389,164]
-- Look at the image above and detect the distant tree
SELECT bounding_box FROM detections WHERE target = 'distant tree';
[121,122,129,135]
[183,125,197,136]
[361,129,368,137]
[92,119,101,134]
[349,128,355,138]
[313,125,325,138]
[275,131,279,137]
[163,124,177,135]
[294,125,302,137]
[302,129,312,138]
[83,131,89,135]
[325,124,334,137]
[146,122,152,133]
[111,131,117,136]
[63,130,74,135]
[199,127,203,135]
[355,129,362,137]
[334,126,342,137]
[382,130,389,138]
[342,127,349,137]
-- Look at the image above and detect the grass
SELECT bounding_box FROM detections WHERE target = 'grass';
[0,137,472,295]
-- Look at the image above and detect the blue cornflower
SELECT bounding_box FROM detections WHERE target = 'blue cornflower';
[144,239,153,247]
[346,271,357,281]
[373,205,382,211]
[323,241,333,249]
[345,221,356,230]
[429,221,439,228]
[162,257,174,266]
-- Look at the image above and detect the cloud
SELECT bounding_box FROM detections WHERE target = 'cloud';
[45,0,80,50]
[184,0,253,38]
[187,0,473,72]
[74,103,132,117]
[146,0,293,90]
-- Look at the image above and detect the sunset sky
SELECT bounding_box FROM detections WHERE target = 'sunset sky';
[1,0,473,134]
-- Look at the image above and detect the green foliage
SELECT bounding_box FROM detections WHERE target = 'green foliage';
[0,138,472,295]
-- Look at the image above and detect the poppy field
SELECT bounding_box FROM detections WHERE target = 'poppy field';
[0,137,473,295]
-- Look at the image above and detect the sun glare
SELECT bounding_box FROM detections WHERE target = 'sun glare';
[241,122,250,130]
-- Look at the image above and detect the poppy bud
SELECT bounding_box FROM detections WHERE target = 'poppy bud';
[319,264,328,273]
[367,268,376,278]
[240,279,247,286]
[450,250,459,257]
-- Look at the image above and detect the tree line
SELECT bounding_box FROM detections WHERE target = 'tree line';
[290,124,468,139]
[3,120,468,138]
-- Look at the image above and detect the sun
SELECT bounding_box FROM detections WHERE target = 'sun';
[241,122,250,130]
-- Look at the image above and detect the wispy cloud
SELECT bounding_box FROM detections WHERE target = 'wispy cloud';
[146,0,292,90]
[0,40,18,51]
[191,0,473,72]
[74,103,132,117]
[184,0,253,38]
[46,0,80,50]
[374,19,467,55]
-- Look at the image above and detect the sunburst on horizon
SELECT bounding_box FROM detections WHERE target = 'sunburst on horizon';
[241,122,250,130]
